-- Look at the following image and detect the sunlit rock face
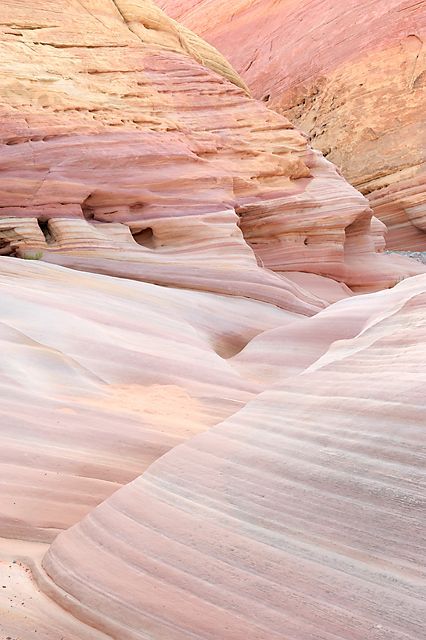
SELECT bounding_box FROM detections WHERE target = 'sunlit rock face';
[159,0,426,250]
[1,0,422,302]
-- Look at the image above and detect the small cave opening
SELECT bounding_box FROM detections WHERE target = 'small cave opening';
[262,93,271,102]
[0,238,14,256]
[37,219,54,244]
[132,227,156,249]
[82,206,95,220]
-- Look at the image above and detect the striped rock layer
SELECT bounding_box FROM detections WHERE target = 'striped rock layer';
[0,0,423,301]
[0,259,425,639]
[0,2,425,639]
[158,0,426,250]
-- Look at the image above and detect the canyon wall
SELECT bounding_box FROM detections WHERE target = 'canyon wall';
[159,0,426,249]
[0,2,425,639]
[1,0,422,301]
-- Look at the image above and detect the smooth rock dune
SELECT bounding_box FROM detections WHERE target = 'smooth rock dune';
[159,0,426,250]
[44,274,426,640]
[0,260,425,638]
[0,256,299,542]
[0,1,425,639]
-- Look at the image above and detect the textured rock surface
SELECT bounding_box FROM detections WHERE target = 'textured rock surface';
[159,0,426,250]
[0,256,301,542]
[0,0,423,298]
[1,2,425,639]
[1,263,423,639]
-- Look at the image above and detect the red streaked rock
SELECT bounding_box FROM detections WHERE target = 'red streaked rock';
[159,0,426,249]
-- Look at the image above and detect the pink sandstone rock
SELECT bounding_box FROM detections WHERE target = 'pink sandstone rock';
[159,0,426,250]
[0,2,425,639]
[9,267,424,640]
[1,260,425,638]
[0,256,298,542]
[0,0,423,300]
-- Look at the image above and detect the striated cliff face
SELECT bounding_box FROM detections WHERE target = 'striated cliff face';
[159,0,426,250]
[0,2,425,639]
[1,0,423,301]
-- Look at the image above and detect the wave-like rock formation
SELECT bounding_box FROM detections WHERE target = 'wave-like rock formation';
[1,260,425,638]
[159,0,426,250]
[1,2,425,639]
[1,0,424,298]
[43,273,426,639]
[0,257,298,542]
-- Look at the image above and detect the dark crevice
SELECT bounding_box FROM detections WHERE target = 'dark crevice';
[0,239,14,256]
[0,24,57,30]
[132,227,155,249]
[82,207,95,220]
[33,43,129,49]
[37,219,53,244]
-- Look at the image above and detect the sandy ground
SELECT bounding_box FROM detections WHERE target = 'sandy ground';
[0,538,107,640]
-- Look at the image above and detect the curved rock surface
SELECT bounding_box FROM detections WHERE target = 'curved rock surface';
[0,260,425,638]
[0,256,301,542]
[22,270,426,639]
[0,2,425,639]
[159,0,426,250]
[0,0,423,297]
